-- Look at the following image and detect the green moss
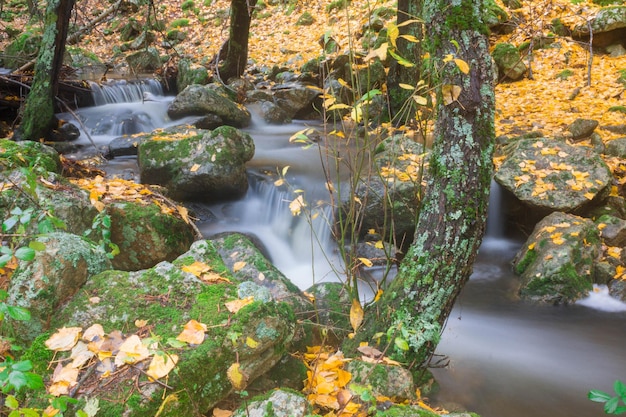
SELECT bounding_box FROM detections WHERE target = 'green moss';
[0,139,61,173]
[171,18,190,28]
[556,69,574,80]
[514,246,537,274]
[608,106,626,114]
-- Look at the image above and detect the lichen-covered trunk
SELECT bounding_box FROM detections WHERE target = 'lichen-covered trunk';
[349,0,495,367]
[15,0,75,141]
[219,0,258,81]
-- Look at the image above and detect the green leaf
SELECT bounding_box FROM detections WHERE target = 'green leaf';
[6,305,31,322]
[102,215,112,228]
[5,394,19,409]
[24,372,44,390]
[11,360,32,372]
[388,49,415,68]
[589,390,613,402]
[7,370,27,391]
[166,338,187,348]
[606,397,620,414]
[3,216,18,232]
[28,240,46,251]
[615,380,626,399]
[359,89,381,102]
[0,253,13,268]
[394,337,409,351]
[14,246,35,261]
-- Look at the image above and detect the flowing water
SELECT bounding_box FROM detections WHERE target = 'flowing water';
[64,81,626,417]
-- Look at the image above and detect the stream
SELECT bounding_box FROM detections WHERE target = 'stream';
[62,80,626,417]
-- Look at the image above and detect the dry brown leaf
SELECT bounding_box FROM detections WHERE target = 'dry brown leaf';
[225,296,254,314]
[45,327,82,352]
[146,353,179,381]
[82,323,104,342]
[114,335,150,366]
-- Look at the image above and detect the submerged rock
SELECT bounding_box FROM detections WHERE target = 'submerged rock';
[512,212,599,304]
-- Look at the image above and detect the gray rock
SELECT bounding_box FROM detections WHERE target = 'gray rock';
[605,137,626,158]
[596,214,626,247]
[273,84,321,119]
[512,212,598,304]
[138,126,254,201]
[232,389,310,417]
[168,84,251,128]
[347,359,416,401]
[495,138,612,213]
[609,278,626,302]
[568,118,598,141]
[7,232,112,343]
[126,47,161,72]
[177,58,209,92]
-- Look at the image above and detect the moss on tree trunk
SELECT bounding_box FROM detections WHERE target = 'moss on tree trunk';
[346,0,495,368]
[15,0,74,141]
[219,0,258,81]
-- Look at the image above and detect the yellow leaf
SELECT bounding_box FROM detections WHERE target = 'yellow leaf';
[607,246,622,259]
[135,319,148,328]
[374,289,383,302]
[146,353,178,381]
[453,58,470,74]
[400,34,420,43]
[374,240,384,249]
[364,42,388,61]
[387,22,399,48]
[213,408,234,417]
[327,103,352,111]
[289,195,306,216]
[550,233,565,245]
[350,298,364,332]
[358,257,373,267]
[233,261,246,272]
[176,319,207,345]
[584,192,595,200]
[227,362,248,390]
[182,261,211,277]
[114,335,150,366]
[49,363,79,397]
[528,242,536,250]
[399,83,415,90]
[225,296,254,314]
[190,163,201,172]
[70,341,95,369]
[442,84,462,105]
[45,327,82,352]
[246,337,259,349]
[82,324,104,342]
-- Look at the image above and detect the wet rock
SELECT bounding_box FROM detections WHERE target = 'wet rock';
[273,84,321,119]
[7,232,112,343]
[168,84,251,127]
[176,58,209,92]
[596,214,626,247]
[126,47,161,72]
[512,212,599,304]
[106,201,196,271]
[138,125,254,201]
[495,138,612,214]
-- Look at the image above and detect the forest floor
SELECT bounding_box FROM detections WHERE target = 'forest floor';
[1,0,625,142]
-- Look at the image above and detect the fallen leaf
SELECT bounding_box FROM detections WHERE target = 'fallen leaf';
[70,341,95,368]
[82,324,105,342]
[213,408,233,417]
[225,296,254,314]
[45,327,82,352]
[226,362,248,390]
[146,353,179,381]
[114,335,150,366]
[176,319,207,345]
[233,261,246,272]
[49,363,79,396]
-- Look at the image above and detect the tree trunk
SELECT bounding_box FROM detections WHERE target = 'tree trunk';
[347,0,495,368]
[218,0,258,81]
[386,0,423,121]
[15,0,75,141]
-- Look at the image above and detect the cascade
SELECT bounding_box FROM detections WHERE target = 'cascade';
[89,79,164,105]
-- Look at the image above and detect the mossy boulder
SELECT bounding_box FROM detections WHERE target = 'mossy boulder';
[0,139,61,174]
[512,212,599,304]
[137,126,255,201]
[572,6,626,47]
[495,138,612,214]
[346,359,416,401]
[125,47,161,73]
[167,84,251,128]
[176,58,210,92]
[2,31,41,69]
[605,137,626,158]
[232,389,311,417]
[0,170,98,239]
[106,201,196,270]
[5,232,112,343]
[43,240,295,416]
[491,42,526,81]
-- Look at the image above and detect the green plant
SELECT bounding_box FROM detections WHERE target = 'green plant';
[618,69,626,88]
[181,0,195,10]
[589,380,626,414]
[171,18,190,28]
[84,212,119,259]
[556,69,573,80]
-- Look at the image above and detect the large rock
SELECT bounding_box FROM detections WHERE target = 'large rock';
[106,201,196,270]
[572,6,626,48]
[7,232,112,343]
[495,138,612,214]
[273,84,321,119]
[341,134,425,246]
[167,84,251,128]
[492,42,527,81]
[0,139,61,174]
[512,212,599,304]
[232,389,310,417]
[138,125,255,201]
[32,239,295,416]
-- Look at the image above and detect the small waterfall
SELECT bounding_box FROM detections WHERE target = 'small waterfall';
[485,179,504,238]
[90,79,164,105]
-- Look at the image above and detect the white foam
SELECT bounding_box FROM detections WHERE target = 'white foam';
[576,284,626,312]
